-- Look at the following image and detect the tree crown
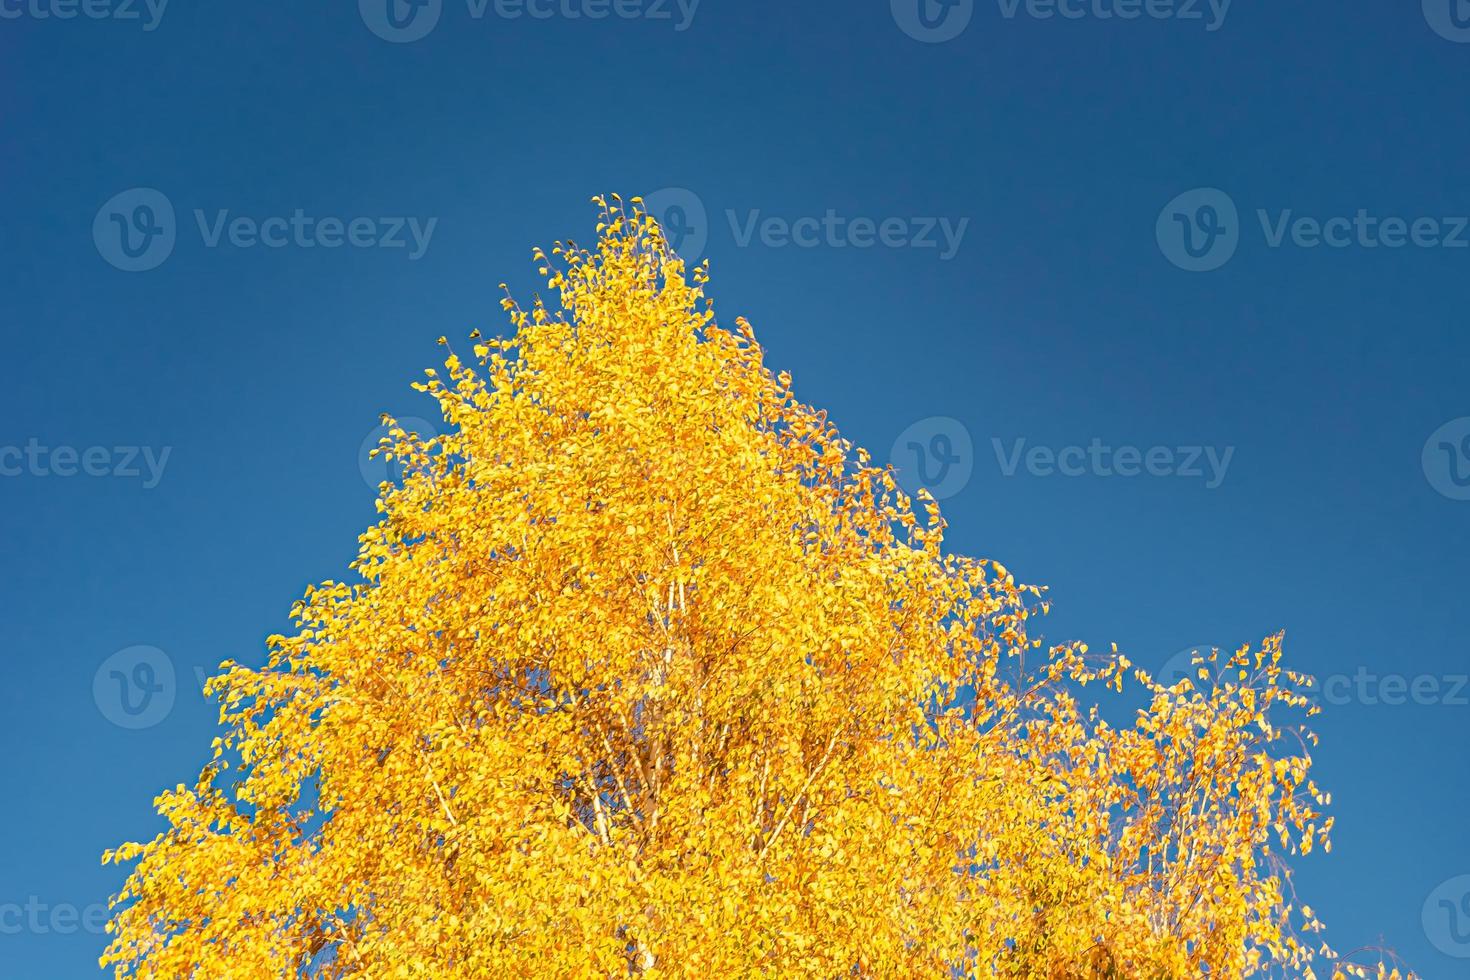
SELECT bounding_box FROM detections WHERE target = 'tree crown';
[103,197,1405,980]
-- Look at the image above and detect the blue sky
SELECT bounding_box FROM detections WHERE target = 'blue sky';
[3,1,1469,975]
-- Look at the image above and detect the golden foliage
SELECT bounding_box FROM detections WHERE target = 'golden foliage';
[102,198,1409,979]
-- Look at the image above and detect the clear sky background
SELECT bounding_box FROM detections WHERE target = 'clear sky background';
[3,1,1469,976]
